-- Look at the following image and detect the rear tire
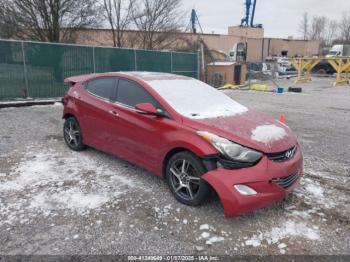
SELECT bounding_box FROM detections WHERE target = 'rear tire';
[63,117,86,151]
[316,68,327,75]
[166,151,211,206]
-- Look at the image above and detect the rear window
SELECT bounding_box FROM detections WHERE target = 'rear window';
[85,77,117,100]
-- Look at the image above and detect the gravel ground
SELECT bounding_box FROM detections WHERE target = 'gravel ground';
[0,77,349,255]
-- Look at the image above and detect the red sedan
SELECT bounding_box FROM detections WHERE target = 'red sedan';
[62,72,303,217]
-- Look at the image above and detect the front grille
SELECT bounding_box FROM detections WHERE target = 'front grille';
[272,171,300,189]
[267,146,297,162]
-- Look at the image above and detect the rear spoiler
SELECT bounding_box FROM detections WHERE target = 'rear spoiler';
[64,74,98,85]
[64,76,81,85]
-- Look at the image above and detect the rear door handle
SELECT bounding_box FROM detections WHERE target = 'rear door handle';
[109,110,119,117]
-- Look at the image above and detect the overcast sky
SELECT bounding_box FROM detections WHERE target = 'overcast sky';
[182,0,350,38]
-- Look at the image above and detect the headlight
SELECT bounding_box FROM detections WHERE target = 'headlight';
[197,131,262,163]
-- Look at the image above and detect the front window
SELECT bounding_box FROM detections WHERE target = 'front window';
[116,79,163,112]
[146,79,248,119]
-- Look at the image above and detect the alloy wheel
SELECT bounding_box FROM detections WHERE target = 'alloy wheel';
[64,119,81,148]
[169,159,201,200]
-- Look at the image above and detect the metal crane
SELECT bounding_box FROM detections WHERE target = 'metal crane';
[240,0,262,28]
[190,9,203,34]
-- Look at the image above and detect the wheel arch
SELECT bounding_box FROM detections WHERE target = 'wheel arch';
[162,147,190,178]
[62,113,86,151]
[63,113,76,119]
[162,146,217,178]
[162,147,219,205]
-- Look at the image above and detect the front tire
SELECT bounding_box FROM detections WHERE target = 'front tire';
[166,151,211,206]
[63,117,86,151]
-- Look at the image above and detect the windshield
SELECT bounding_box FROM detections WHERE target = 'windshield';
[146,79,248,119]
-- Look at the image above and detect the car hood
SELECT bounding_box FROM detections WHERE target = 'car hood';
[182,110,297,153]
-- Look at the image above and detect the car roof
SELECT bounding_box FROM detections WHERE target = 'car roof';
[64,71,191,84]
[122,72,191,81]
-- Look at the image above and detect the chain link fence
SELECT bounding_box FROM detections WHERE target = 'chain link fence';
[0,39,199,101]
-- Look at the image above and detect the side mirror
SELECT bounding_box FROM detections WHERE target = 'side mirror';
[135,103,164,117]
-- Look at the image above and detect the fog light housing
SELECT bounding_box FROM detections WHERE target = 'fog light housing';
[234,184,257,196]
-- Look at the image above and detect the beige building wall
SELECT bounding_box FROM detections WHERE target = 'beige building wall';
[228,26,264,38]
[73,29,320,62]
[75,29,117,47]
[246,38,263,62]
[266,38,319,57]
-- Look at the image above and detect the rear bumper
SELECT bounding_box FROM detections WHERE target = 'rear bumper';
[201,147,303,217]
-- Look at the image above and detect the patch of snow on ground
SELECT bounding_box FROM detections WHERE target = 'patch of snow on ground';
[278,243,287,249]
[251,124,287,144]
[206,236,224,245]
[201,232,210,239]
[199,224,210,230]
[29,189,110,211]
[52,102,63,107]
[245,220,320,247]
[245,239,261,247]
[295,177,334,208]
[305,183,324,198]
[0,146,146,226]
[287,210,311,219]
[154,204,172,220]
[304,168,338,181]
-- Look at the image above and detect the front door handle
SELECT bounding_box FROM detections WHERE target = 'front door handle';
[109,110,119,117]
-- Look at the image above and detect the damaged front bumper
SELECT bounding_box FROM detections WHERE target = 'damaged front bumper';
[201,148,303,217]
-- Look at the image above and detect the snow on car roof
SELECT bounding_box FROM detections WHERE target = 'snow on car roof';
[123,71,190,81]
[64,71,188,83]
[145,78,248,119]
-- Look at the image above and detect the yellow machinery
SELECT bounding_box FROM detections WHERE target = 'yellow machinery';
[291,57,350,86]
[291,58,321,84]
[328,58,350,86]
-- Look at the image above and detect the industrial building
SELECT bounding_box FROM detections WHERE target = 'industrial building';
[72,0,318,63]
[73,26,320,63]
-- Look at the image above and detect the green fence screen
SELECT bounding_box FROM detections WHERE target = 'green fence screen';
[0,39,199,100]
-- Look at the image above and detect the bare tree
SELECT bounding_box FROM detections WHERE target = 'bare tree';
[324,20,339,46]
[308,15,327,42]
[0,1,19,38]
[103,0,133,47]
[131,0,184,49]
[3,0,101,42]
[339,12,350,43]
[298,12,309,40]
